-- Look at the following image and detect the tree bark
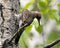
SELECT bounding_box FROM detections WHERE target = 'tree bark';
[0,0,20,48]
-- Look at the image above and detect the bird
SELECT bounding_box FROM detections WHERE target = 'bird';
[10,9,41,45]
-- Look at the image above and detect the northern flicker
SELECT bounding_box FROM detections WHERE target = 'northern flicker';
[15,9,41,44]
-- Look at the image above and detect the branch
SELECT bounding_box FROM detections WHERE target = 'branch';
[44,38,60,48]
[8,23,28,44]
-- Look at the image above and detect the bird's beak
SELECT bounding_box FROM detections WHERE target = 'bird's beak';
[38,18,40,26]
[36,15,41,26]
[36,17,40,26]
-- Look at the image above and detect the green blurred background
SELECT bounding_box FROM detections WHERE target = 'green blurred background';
[19,0,60,48]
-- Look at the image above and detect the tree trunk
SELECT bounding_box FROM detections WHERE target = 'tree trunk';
[0,0,20,48]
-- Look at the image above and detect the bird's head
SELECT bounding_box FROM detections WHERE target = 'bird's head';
[32,11,41,25]
[21,9,41,26]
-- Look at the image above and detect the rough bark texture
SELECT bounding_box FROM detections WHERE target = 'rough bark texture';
[0,0,20,48]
